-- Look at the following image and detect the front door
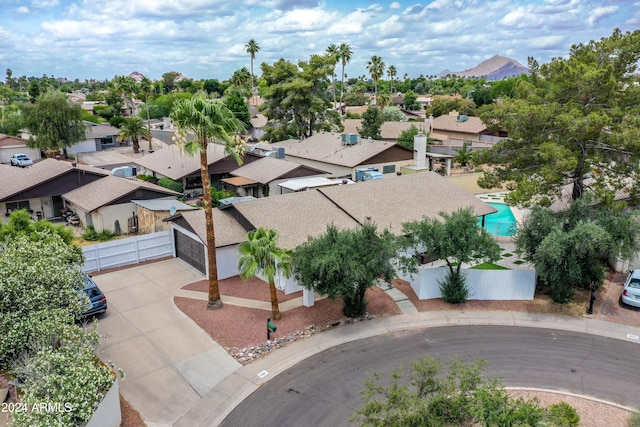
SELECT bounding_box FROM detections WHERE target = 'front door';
[51,196,64,219]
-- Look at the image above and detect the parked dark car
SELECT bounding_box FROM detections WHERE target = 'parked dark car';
[81,274,107,317]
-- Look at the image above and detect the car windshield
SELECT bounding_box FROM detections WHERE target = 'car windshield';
[85,288,102,298]
[628,278,640,289]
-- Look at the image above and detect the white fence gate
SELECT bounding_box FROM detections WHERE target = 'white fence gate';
[82,231,173,273]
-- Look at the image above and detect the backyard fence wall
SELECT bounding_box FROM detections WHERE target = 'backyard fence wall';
[399,266,537,300]
[82,230,173,273]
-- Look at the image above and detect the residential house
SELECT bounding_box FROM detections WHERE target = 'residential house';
[258,132,415,180]
[134,143,261,192]
[223,156,329,197]
[342,119,433,141]
[430,111,508,144]
[62,175,181,233]
[0,158,109,222]
[167,171,496,288]
[0,134,41,164]
[20,122,123,154]
[132,199,197,234]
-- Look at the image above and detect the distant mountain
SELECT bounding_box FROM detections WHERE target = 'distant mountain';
[128,71,145,82]
[447,55,528,80]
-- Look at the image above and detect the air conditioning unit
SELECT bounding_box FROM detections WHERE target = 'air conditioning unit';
[341,133,360,145]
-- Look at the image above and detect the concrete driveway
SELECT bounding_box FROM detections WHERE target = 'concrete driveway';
[92,258,241,427]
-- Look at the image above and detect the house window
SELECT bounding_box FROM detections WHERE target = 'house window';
[100,137,114,146]
[382,165,396,174]
[6,201,31,215]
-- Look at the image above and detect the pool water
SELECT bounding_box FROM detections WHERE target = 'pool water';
[482,202,517,236]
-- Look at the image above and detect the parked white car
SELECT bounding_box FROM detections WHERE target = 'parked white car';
[10,153,33,167]
[621,269,640,308]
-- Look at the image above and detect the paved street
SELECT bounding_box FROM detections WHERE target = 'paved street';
[221,326,640,426]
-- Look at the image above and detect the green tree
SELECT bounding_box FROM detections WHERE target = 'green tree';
[203,79,228,97]
[237,227,292,320]
[359,105,384,140]
[402,208,501,304]
[476,29,640,207]
[261,55,342,141]
[139,76,154,151]
[162,71,180,93]
[22,89,86,158]
[428,96,476,117]
[224,88,251,129]
[388,65,397,93]
[170,96,246,309]
[293,223,397,317]
[245,39,260,103]
[337,43,353,107]
[383,106,405,121]
[113,75,137,117]
[352,355,552,427]
[117,116,151,154]
[402,90,420,110]
[366,55,385,105]
[453,141,474,167]
[396,124,427,150]
[326,43,339,106]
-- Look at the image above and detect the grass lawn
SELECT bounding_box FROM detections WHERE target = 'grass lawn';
[470,262,510,270]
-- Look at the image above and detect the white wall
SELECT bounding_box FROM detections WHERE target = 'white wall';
[216,244,241,280]
[398,265,537,300]
[0,147,41,164]
[69,139,98,154]
[0,198,49,224]
[91,203,138,233]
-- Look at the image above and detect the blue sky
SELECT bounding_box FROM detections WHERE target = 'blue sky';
[1,0,638,82]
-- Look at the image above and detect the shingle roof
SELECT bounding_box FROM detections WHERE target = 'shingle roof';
[131,199,197,212]
[230,157,325,184]
[431,113,486,134]
[318,172,495,233]
[230,190,361,249]
[267,132,407,168]
[133,143,234,180]
[0,134,28,147]
[178,209,249,247]
[62,175,179,212]
[250,114,267,128]
[0,158,110,201]
[342,120,428,140]
[85,123,121,138]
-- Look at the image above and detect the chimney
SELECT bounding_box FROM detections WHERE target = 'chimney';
[414,132,427,168]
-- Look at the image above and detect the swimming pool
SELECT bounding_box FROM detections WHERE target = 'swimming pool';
[482,202,517,236]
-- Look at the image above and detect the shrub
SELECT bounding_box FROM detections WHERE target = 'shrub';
[211,187,237,207]
[546,401,580,427]
[438,271,469,304]
[82,226,99,241]
[108,116,126,128]
[383,106,405,121]
[136,174,155,181]
[344,112,361,119]
[157,177,184,194]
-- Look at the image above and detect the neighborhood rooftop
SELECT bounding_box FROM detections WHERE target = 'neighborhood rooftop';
[230,156,327,184]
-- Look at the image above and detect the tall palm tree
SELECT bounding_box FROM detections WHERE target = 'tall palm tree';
[388,65,397,94]
[114,75,136,116]
[325,43,339,106]
[337,43,353,108]
[366,55,385,106]
[170,96,246,310]
[117,117,150,154]
[245,39,260,105]
[237,227,292,320]
[139,76,154,152]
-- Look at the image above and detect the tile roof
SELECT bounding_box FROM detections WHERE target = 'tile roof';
[62,175,180,212]
[133,143,235,180]
[431,113,486,134]
[318,172,496,233]
[230,156,324,184]
[177,209,249,248]
[0,158,110,201]
[267,132,406,168]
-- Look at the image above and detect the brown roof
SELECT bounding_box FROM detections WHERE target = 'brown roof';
[230,156,325,184]
[62,175,179,212]
[268,132,407,168]
[431,113,486,134]
[177,209,248,248]
[0,158,110,201]
[318,172,496,233]
[222,176,258,187]
[0,134,28,147]
[250,114,267,128]
[85,122,121,138]
[231,190,360,249]
[342,120,428,140]
[133,143,235,180]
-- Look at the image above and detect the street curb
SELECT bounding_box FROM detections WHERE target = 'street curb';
[505,387,639,412]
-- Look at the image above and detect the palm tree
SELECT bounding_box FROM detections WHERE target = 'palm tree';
[139,76,154,152]
[337,43,353,108]
[170,96,246,310]
[325,43,339,106]
[366,56,386,106]
[237,227,292,320]
[117,117,150,154]
[114,75,136,116]
[245,39,260,104]
[388,65,397,94]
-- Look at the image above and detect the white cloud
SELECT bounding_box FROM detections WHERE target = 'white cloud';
[588,6,618,26]
[390,2,401,9]
[16,6,29,13]
[32,0,60,8]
